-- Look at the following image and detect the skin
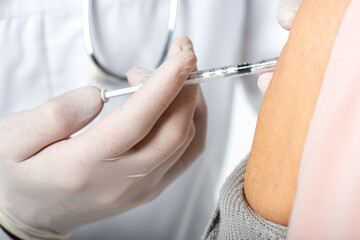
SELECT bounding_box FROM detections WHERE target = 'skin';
[244,0,351,226]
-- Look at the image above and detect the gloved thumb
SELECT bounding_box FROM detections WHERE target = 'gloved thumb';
[257,72,274,95]
[0,87,103,161]
[277,0,303,30]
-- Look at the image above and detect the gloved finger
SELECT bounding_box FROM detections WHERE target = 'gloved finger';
[144,36,200,176]
[277,0,303,30]
[73,41,197,159]
[128,93,206,203]
[112,92,204,201]
[158,89,207,186]
[107,84,199,178]
[0,87,103,161]
[127,37,200,183]
[257,72,274,95]
[104,37,199,177]
[115,122,196,206]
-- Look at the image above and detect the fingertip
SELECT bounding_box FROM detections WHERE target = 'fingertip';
[168,36,194,57]
[78,86,104,112]
[80,85,101,97]
[258,72,273,95]
[277,13,295,30]
[177,36,194,51]
[162,50,197,83]
[181,50,197,72]
[55,86,103,124]
[277,2,300,30]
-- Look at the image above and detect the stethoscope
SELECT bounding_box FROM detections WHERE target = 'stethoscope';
[82,0,180,82]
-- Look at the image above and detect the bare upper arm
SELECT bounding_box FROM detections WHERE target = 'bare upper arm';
[244,0,351,226]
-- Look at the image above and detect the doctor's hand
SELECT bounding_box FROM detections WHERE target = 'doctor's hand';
[0,37,206,240]
[257,0,303,94]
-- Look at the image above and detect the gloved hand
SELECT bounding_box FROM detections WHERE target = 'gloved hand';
[0,36,207,240]
[257,0,303,94]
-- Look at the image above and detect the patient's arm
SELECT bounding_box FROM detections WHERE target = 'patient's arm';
[244,0,351,226]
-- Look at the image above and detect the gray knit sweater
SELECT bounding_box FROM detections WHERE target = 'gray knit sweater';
[203,158,288,239]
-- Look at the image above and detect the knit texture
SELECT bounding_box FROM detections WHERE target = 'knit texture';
[203,158,288,239]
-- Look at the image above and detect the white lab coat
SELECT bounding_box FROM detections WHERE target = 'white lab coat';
[0,0,286,239]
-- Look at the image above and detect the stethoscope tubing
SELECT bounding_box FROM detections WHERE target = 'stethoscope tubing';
[82,0,180,82]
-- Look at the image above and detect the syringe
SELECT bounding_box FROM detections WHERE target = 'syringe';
[101,57,278,102]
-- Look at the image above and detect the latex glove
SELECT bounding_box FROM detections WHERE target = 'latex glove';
[0,36,207,240]
[257,0,303,94]
[277,0,303,30]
